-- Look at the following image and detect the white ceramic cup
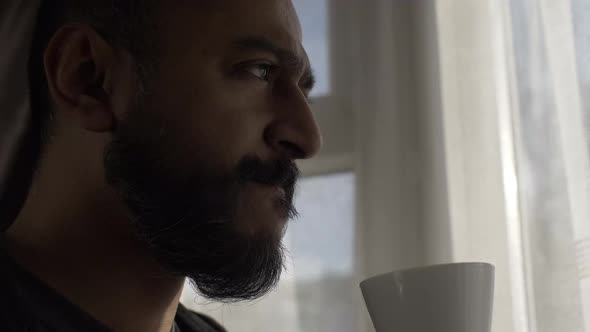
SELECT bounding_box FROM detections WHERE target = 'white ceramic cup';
[360,262,495,332]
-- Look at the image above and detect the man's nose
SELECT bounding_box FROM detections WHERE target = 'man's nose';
[264,91,323,160]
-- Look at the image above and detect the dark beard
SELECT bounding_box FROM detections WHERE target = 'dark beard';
[103,106,299,302]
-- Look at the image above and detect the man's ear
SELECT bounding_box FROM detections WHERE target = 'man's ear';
[43,24,117,133]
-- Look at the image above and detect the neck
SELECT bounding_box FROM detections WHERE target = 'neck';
[4,141,184,332]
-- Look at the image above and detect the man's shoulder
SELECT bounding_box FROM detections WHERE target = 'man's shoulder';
[176,304,226,332]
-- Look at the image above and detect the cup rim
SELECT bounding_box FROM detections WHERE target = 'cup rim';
[360,262,495,287]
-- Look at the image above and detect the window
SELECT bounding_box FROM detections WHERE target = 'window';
[293,0,331,97]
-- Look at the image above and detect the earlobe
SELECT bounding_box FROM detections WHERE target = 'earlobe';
[43,24,116,133]
[77,94,115,132]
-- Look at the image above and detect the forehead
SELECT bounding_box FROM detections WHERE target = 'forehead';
[162,0,305,57]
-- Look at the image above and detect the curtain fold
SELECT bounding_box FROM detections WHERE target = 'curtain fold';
[353,1,518,330]
[354,0,590,331]
[510,0,590,330]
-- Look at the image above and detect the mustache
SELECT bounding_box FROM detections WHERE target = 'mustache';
[237,156,300,188]
[237,156,301,220]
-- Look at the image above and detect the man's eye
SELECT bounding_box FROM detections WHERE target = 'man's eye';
[245,64,273,81]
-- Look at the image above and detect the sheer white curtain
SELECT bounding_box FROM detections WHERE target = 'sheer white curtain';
[509,0,590,330]
[353,1,520,330]
[353,0,590,331]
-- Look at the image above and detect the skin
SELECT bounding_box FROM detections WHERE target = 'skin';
[4,1,321,331]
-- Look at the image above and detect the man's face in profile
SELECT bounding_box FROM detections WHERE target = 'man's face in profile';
[103,0,321,302]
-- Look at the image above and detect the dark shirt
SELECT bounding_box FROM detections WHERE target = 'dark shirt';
[0,241,226,332]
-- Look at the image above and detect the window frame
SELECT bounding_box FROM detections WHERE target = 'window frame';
[297,0,356,177]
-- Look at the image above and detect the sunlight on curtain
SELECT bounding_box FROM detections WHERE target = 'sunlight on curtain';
[509,0,590,330]
[180,173,357,332]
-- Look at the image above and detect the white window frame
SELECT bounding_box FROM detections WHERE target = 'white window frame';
[296,0,356,177]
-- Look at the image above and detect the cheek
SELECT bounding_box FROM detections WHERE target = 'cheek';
[149,58,272,170]
[156,92,266,173]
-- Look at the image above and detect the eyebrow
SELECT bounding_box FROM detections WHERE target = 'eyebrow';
[232,36,316,92]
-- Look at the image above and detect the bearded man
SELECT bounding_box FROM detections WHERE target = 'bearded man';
[0,1,321,331]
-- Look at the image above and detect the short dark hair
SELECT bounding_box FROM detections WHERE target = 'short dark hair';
[30,0,160,143]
